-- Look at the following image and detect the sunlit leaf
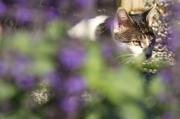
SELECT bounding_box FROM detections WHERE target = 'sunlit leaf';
[86,112,100,119]
[94,67,144,103]
[82,43,105,87]
[120,102,145,119]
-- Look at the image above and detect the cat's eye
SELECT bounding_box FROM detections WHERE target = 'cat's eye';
[132,41,140,46]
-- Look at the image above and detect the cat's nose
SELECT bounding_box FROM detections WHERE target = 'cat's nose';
[145,53,152,59]
[143,47,152,59]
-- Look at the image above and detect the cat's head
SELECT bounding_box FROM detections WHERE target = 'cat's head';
[112,5,156,59]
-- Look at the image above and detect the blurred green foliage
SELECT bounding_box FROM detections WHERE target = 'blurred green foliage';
[0,19,169,119]
[0,80,17,102]
[81,41,168,119]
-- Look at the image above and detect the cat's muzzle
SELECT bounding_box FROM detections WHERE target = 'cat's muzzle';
[145,53,152,59]
[144,48,152,59]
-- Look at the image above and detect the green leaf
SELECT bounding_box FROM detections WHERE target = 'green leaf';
[82,43,105,87]
[31,41,56,59]
[32,58,55,75]
[115,67,144,99]
[0,80,17,102]
[46,20,67,41]
[36,43,56,55]
[93,67,144,103]
[12,32,31,53]
[149,77,165,96]
[120,102,145,119]
[86,113,100,119]
[0,108,42,119]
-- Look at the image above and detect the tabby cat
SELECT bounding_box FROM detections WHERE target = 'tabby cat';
[68,5,156,59]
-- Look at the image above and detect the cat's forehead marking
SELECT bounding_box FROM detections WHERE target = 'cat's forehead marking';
[145,36,150,46]
[113,25,128,34]
[139,35,150,48]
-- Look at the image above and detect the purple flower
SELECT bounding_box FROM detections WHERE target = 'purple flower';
[65,76,85,94]
[101,43,114,58]
[158,69,171,84]
[61,96,79,112]
[171,27,180,48]
[13,0,26,4]
[11,55,30,78]
[11,62,26,78]
[0,2,6,15]
[0,61,8,75]
[162,112,174,119]
[59,47,85,70]
[15,75,35,89]
[75,0,89,7]
[42,71,61,89]
[45,9,58,21]
[16,7,31,22]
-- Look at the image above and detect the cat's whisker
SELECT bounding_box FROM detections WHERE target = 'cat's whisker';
[113,54,134,60]
[114,53,135,63]
[121,56,135,64]
[126,57,134,63]
[121,57,132,64]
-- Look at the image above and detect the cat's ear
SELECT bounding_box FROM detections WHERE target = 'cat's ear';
[114,7,134,27]
[143,4,157,27]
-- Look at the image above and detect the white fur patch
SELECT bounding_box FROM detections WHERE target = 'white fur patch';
[127,45,143,56]
[68,15,108,40]
[145,36,150,46]
[116,42,143,56]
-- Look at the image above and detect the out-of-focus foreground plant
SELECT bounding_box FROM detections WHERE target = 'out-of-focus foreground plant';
[0,0,176,119]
